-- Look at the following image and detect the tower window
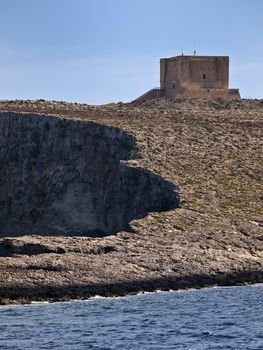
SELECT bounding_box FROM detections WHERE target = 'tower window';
[203,74,206,79]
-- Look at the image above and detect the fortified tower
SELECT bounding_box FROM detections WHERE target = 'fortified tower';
[135,55,240,101]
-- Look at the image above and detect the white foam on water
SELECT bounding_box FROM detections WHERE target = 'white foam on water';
[30,301,50,305]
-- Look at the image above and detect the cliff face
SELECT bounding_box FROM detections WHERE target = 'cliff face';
[0,99,262,304]
[0,112,178,237]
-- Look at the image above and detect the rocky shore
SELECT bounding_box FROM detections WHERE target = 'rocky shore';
[0,98,262,304]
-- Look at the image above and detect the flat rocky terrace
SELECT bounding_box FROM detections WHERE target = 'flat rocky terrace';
[0,98,262,303]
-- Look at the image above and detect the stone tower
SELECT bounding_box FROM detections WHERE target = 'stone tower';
[135,55,240,101]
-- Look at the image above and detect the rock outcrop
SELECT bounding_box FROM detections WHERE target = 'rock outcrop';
[0,112,179,237]
[0,98,262,304]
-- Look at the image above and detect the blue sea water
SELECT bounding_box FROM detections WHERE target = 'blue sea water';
[0,284,262,350]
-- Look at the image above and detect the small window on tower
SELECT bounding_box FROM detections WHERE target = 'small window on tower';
[203,74,206,79]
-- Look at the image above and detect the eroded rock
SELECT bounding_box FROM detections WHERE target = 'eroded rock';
[0,238,66,256]
[0,112,179,237]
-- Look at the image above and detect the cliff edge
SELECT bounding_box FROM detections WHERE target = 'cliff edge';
[0,98,262,303]
[0,112,178,237]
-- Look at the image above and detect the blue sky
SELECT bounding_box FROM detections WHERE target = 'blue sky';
[0,0,262,104]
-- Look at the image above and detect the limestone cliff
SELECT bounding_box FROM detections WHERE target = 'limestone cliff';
[0,112,178,237]
[0,98,262,304]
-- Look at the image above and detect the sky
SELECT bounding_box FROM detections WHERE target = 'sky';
[0,0,262,104]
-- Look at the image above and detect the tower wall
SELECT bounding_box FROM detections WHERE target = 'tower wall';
[160,56,229,93]
[134,55,239,101]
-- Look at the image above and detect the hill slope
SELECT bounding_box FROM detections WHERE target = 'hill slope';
[0,98,262,303]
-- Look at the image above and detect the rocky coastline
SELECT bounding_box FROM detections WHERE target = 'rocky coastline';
[0,98,262,304]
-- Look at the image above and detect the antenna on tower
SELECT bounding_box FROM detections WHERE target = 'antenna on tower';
[193,40,196,55]
[181,45,184,55]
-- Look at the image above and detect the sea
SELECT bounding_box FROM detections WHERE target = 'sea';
[0,284,262,350]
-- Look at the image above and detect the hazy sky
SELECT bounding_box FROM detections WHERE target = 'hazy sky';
[0,0,262,104]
